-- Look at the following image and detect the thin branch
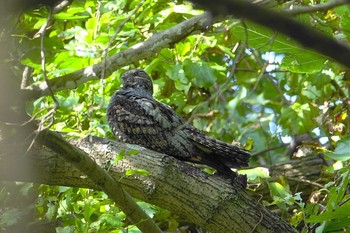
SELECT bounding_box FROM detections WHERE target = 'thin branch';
[185,20,248,127]
[339,196,350,206]
[287,177,324,189]
[26,8,61,152]
[23,9,63,152]
[266,74,290,106]
[21,66,33,89]
[52,0,72,14]
[282,0,350,16]
[39,9,59,108]
[252,143,289,157]
[103,0,145,60]
[330,79,347,98]
[26,13,212,99]
[97,0,145,111]
[36,130,162,233]
[250,33,276,94]
[251,209,264,233]
[190,0,350,68]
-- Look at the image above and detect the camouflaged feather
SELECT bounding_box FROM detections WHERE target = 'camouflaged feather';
[107,69,250,178]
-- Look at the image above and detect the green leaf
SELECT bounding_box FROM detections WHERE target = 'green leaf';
[327,171,350,210]
[98,213,124,228]
[227,87,248,111]
[53,14,90,20]
[125,169,150,176]
[325,136,350,161]
[83,204,96,222]
[46,203,57,219]
[53,6,89,20]
[232,22,326,73]
[301,82,321,100]
[137,202,156,218]
[268,182,290,200]
[183,59,216,88]
[127,149,140,155]
[335,6,350,43]
[307,171,350,232]
[238,167,270,180]
[166,64,191,93]
[175,41,191,56]
[279,102,318,134]
[307,201,350,223]
[114,150,126,162]
[281,53,325,74]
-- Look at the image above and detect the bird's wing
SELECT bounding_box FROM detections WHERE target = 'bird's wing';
[108,93,193,159]
[134,96,183,129]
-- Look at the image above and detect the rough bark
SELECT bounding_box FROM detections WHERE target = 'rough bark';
[36,130,162,233]
[0,132,297,233]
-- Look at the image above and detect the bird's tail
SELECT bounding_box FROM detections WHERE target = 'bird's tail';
[185,127,251,169]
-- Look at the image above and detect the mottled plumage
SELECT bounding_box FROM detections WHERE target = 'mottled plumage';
[107,69,250,182]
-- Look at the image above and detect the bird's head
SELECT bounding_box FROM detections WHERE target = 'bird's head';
[121,69,153,95]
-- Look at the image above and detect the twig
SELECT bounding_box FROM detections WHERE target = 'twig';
[339,196,350,206]
[52,0,72,14]
[251,209,264,233]
[102,0,145,66]
[98,0,145,110]
[330,79,347,98]
[249,34,276,94]
[25,9,62,152]
[184,19,249,127]
[190,0,350,68]
[282,0,349,16]
[252,143,289,157]
[26,13,212,99]
[21,66,33,89]
[287,177,324,189]
[39,9,59,109]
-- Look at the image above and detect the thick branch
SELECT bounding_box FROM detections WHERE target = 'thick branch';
[25,13,212,99]
[1,133,296,233]
[190,0,350,68]
[36,130,162,233]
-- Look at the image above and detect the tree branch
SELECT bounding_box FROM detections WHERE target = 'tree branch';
[251,155,328,202]
[24,0,350,100]
[190,0,350,68]
[25,12,212,99]
[282,0,349,16]
[36,130,162,233]
[1,132,296,233]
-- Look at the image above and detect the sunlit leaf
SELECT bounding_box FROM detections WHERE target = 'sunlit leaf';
[125,169,150,176]
[238,167,270,180]
[232,22,326,73]
[326,136,350,161]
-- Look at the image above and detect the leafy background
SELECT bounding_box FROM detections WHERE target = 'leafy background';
[1,0,350,232]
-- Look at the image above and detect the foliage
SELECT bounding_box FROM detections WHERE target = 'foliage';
[1,0,350,232]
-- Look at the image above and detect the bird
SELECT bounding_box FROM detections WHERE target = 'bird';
[107,69,250,185]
